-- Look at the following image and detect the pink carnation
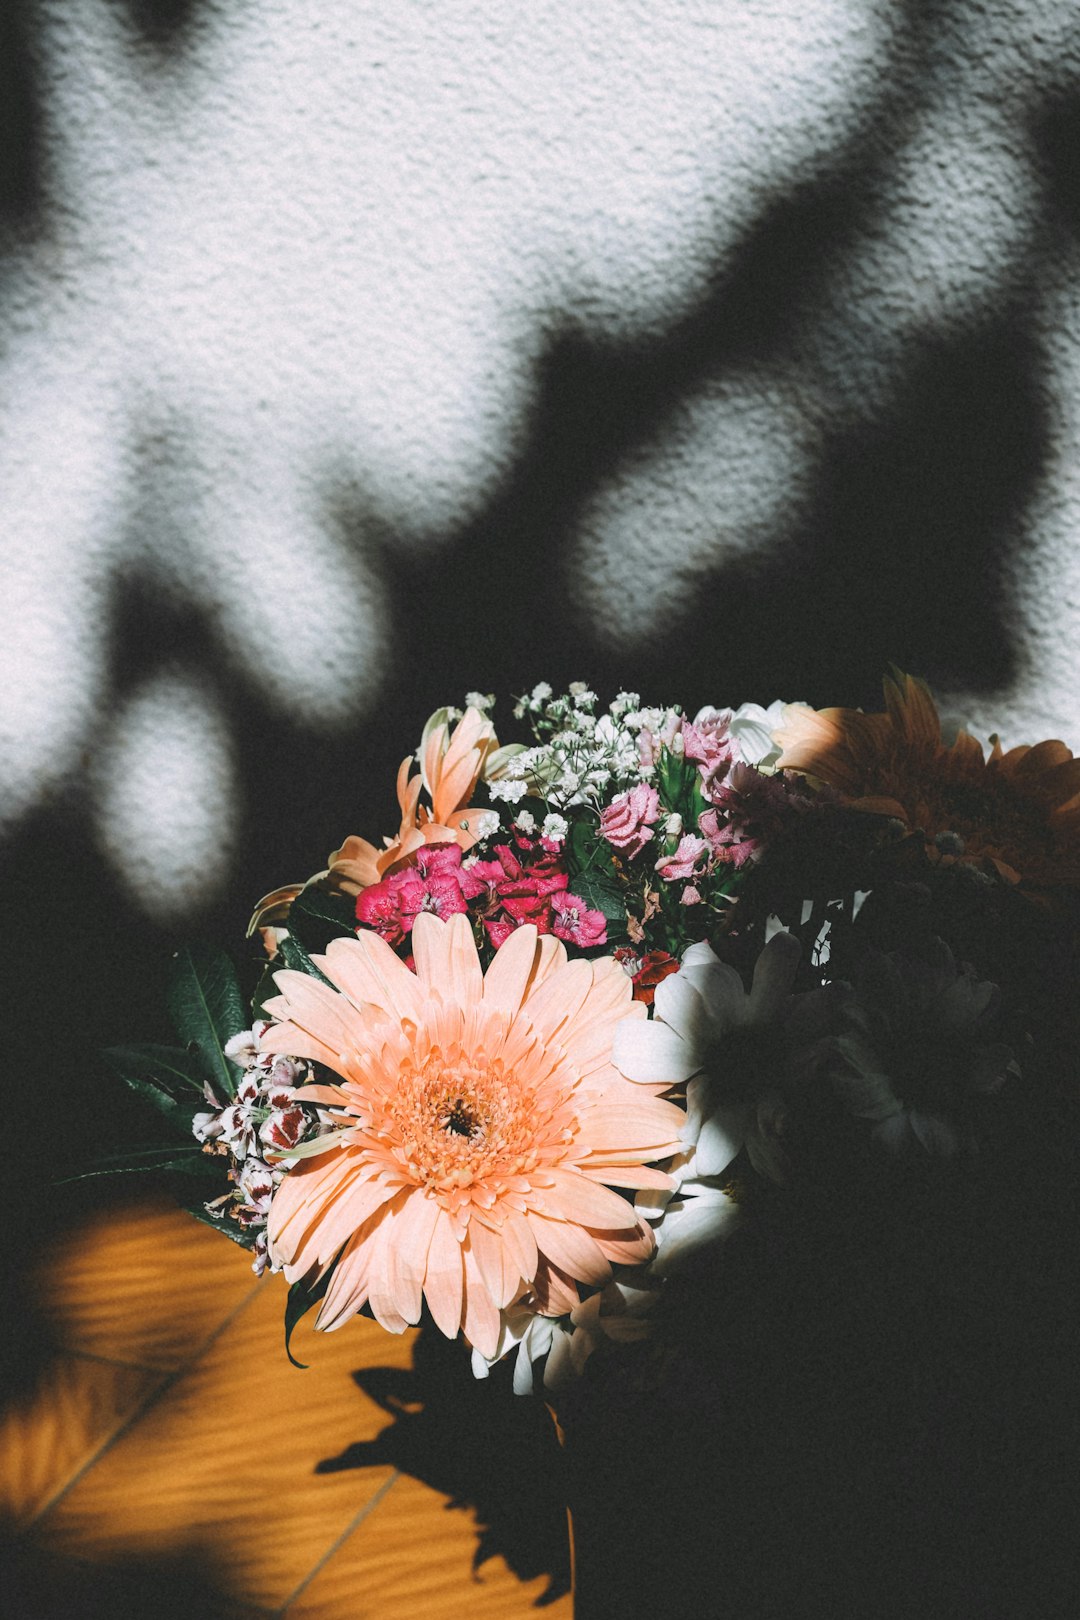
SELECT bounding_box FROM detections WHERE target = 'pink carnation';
[682,707,735,783]
[654,833,708,881]
[636,711,683,771]
[599,783,661,858]
[699,808,761,868]
[470,839,571,946]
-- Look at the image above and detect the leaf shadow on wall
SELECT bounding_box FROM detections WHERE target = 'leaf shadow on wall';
[114,0,207,52]
[0,0,43,236]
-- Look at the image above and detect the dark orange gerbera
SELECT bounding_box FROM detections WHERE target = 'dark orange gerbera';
[774,672,1080,887]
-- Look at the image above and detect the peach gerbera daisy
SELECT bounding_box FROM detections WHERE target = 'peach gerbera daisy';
[248,705,516,934]
[259,914,685,1357]
[774,672,1080,887]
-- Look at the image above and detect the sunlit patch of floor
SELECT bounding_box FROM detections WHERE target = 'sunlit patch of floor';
[1,1201,572,1616]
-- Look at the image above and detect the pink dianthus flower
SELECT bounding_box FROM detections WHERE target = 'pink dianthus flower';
[599,784,661,859]
[356,842,471,942]
[551,891,608,948]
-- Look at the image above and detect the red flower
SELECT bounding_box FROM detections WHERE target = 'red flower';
[473,838,571,946]
[631,950,680,1006]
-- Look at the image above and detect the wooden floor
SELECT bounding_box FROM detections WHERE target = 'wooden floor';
[2,1200,573,1618]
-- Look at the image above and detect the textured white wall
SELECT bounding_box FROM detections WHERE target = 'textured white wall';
[2,0,1079,916]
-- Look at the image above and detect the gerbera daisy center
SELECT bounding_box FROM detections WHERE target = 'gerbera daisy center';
[440,1093,482,1137]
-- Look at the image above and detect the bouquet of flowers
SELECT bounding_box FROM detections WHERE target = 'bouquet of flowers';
[103,674,1080,1398]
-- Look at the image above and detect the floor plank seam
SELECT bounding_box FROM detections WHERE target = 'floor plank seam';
[21,1278,267,1532]
[271,1468,403,1614]
[64,1347,189,1374]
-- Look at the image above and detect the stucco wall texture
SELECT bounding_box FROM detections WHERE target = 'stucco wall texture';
[2,1,1080,917]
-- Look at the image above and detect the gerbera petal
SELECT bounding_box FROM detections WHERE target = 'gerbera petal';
[533,1168,641,1229]
[258,1017,344,1072]
[423,1209,465,1339]
[574,1100,686,1159]
[481,924,543,1018]
[532,1256,584,1315]
[466,1217,522,1310]
[267,969,368,1058]
[528,1211,611,1285]
[581,1162,675,1191]
[382,1189,441,1322]
[411,912,483,1006]
[365,1196,416,1333]
[521,957,595,1044]
[592,1224,655,1265]
[461,1246,502,1358]
[317,932,425,1025]
[307,1174,406,1269]
[315,1233,373,1331]
[499,1212,539,1281]
[885,671,939,746]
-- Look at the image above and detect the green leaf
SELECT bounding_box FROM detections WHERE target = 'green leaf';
[56,1145,220,1183]
[287,886,358,953]
[103,1044,208,1136]
[656,745,699,818]
[104,1043,206,1097]
[277,933,333,987]
[252,960,280,1019]
[569,869,629,941]
[285,1269,333,1369]
[166,943,246,1099]
[567,811,596,870]
[184,1200,258,1250]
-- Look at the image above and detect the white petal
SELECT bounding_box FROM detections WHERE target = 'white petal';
[611,1017,701,1084]
[652,969,709,1048]
[689,959,750,1035]
[694,1103,746,1176]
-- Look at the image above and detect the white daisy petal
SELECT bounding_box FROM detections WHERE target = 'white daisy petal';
[611,1017,702,1084]
[694,1103,747,1177]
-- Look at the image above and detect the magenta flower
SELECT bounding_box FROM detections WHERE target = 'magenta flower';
[551,891,608,947]
[356,842,472,942]
[599,783,661,858]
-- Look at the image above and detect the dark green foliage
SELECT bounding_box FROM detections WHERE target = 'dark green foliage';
[184,1199,257,1250]
[285,1269,333,1368]
[286,885,358,953]
[102,1043,208,1135]
[166,943,246,1098]
[277,932,333,986]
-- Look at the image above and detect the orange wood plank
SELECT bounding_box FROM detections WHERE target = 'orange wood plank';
[17,1200,573,1617]
[33,1280,416,1611]
[286,1470,573,1619]
[0,1354,164,1528]
[33,1201,263,1368]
